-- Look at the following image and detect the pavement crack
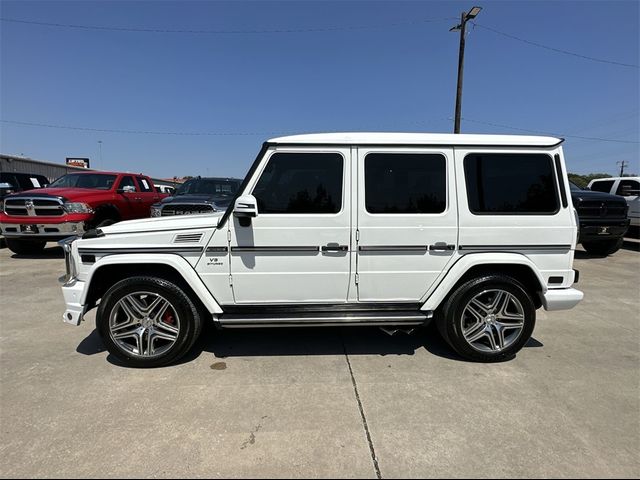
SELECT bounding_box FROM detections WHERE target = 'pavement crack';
[240,415,269,450]
[342,340,382,479]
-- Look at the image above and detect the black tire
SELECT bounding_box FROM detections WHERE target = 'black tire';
[582,238,623,256]
[96,218,117,228]
[96,276,203,368]
[6,238,47,255]
[436,274,536,362]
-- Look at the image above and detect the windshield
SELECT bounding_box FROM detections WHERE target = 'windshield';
[49,173,117,190]
[175,178,239,196]
[569,181,583,192]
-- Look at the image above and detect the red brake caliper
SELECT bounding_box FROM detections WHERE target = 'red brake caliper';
[162,309,176,325]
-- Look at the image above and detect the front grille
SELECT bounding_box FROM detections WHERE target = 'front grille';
[4,197,65,217]
[161,204,215,216]
[577,200,627,219]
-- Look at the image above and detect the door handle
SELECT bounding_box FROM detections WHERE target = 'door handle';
[429,243,456,251]
[322,244,348,252]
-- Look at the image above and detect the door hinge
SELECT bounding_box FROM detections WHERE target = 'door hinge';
[355,229,360,242]
[355,273,359,284]
[227,229,231,242]
[228,274,233,286]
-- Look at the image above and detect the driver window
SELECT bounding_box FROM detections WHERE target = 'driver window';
[118,176,137,191]
[252,152,344,214]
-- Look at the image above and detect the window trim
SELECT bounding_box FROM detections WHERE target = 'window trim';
[554,154,568,209]
[363,151,448,216]
[249,150,347,216]
[463,152,561,216]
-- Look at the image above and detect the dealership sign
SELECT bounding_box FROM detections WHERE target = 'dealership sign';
[66,157,90,168]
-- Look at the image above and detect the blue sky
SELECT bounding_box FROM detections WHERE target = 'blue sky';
[1,0,638,178]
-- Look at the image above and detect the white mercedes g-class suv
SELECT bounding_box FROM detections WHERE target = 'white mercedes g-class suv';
[59,133,583,367]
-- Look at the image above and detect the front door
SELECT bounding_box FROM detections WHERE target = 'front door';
[355,147,458,302]
[229,148,352,304]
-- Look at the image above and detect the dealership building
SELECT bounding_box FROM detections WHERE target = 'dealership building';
[0,154,177,188]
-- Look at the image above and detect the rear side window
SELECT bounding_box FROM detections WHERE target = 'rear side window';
[616,179,640,196]
[365,153,446,214]
[252,152,343,214]
[136,176,153,192]
[464,153,559,214]
[590,180,614,193]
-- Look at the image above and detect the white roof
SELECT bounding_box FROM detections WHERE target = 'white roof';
[268,132,562,147]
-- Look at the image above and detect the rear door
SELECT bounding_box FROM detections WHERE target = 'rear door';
[355,147,458,302]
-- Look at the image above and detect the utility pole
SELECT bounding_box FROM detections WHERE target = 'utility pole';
[450,6,482,134]
[97,140,103,170]
[617,160,629,177]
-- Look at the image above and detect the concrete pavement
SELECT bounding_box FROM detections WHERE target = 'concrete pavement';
[0,241,638,478]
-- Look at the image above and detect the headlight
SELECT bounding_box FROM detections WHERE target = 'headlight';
[150,204,162,217]
[64,202,93,214]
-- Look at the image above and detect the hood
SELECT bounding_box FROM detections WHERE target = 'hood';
[571,189,626,204]
[6,187,111,202]
[99,211,225,234]
[161,193,234,208]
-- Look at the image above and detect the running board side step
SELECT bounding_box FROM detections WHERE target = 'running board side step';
[218,310,432,328]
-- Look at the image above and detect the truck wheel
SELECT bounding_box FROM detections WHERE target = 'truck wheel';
[96,219,116,228]
[582,238,623,256]
[436,274,536,362]
[96,276,203,368]
[6,238,47,255]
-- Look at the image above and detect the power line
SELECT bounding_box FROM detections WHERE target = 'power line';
[472,22,639,69]
[0,16,450,34]
[0,120,281,136]
[460,117,640,144]
[4,118,639,145]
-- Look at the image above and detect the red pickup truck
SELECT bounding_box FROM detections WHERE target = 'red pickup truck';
[0,171,167,254]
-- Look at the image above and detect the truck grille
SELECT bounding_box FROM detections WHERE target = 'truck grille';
[161,204,215,216]
[576,200,628,218]
[4,197,65,217]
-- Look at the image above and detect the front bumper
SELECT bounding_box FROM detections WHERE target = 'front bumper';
[60,279,86,326]
[541,288,584,311]
[0,220,86,239]
[578,219,630,242]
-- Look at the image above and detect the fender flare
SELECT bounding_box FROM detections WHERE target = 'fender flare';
[81,253,223,314]
[420,252,547,311]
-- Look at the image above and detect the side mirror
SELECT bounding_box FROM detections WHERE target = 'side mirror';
[117,185,136,194]
[233,194,258,218]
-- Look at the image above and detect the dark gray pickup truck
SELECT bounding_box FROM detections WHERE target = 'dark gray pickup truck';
[150,176,241,217]
[570,181,629,255]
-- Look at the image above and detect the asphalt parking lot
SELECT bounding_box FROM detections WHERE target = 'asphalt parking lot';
[1,240,639,478]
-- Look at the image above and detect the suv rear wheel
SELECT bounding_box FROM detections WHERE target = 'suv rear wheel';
[96,276,203,368]
[436,274,536,362]
[582,238,623,256]
[6,238,46,255]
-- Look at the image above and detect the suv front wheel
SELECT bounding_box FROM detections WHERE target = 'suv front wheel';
[436,274,536,362]
[96,276,203,368]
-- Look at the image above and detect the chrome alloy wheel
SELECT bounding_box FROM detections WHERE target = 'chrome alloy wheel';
[460,289,525,353]
[108,292,180,358]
